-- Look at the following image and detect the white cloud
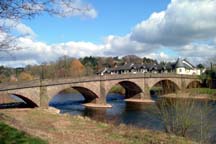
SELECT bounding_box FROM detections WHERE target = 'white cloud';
[0,37,105,67]
[103,35,160,57]
[52,41,104,57]
[1,0,216,67]
[0,60,39,68]
[131,0,216,46]
[0,19,36,38]
[176,43,216,58]
[1,33,215,67]
[15,22,36,37]
[214,38,216,44]
[145,52,175,62]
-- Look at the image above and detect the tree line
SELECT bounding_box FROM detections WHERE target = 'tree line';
[1,54,214,86]
[0,55,157,82]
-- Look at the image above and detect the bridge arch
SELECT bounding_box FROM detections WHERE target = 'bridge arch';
[8,93,38,108]
[186,80,202,88]
[106,80,143,99]
[150,79,180,95]
[72,86,99,103]
[48,85,99,104]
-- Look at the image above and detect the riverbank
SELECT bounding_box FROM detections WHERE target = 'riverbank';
[163,90,216,100]
[83,103,112,108]
[0,108,195,144]
[125,98,155,103]
[162,93,211,100]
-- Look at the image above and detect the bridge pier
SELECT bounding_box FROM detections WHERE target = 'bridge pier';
[125,91,155,103]
[82,79,112,108]
[39,86,49,108]
[83,97,112,108]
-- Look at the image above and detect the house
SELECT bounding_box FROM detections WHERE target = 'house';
[97,58,202,76]
[97,62,170,75]
[175,58,201,75]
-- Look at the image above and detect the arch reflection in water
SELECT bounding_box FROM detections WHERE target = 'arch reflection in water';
[49,92,163,130]
[49,93,86,115]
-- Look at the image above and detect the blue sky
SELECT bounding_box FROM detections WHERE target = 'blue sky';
[1,0,216,67]
[24,0,170,44]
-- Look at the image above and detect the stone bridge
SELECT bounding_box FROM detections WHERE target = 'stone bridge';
[0,74,201,108]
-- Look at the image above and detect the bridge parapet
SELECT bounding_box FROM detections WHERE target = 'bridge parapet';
[0,80,41,91]
[100,73,198,80]
[0,74,201,108]
[0,74,199,91]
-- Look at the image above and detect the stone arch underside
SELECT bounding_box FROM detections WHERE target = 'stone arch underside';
[72,86,99,103]
[118,81,143,99]
[47,81,101,104]
[150,79,180,95]
[186,80,202,88]
[9,93,38,108]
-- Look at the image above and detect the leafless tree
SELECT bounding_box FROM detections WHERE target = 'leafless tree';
[0,0,93,52]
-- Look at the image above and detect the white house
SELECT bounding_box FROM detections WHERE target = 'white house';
[175,58,201,75]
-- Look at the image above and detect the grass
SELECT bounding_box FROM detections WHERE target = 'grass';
[0,109,195,144]
[105,125,193,144]
[0,121,47,144]
[187,88,216,96]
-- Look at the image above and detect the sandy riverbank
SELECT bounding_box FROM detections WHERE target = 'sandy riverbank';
[82,103,112,108]
[125,99,155,103]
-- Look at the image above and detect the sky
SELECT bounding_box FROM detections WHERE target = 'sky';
[0,0,216,67]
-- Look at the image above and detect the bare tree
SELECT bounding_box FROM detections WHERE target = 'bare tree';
[0,0,94,52]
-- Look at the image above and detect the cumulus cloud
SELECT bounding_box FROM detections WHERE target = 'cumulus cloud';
[103,35,160,57]
[0,19,36,37]
[0,60,39,68]
[131,0,216,46]
[0,37,105,67]
[1,0,216,67]
[52,41,104,57]
[0,34,160,67]
[175,43,216,58]
[144,52,175,62]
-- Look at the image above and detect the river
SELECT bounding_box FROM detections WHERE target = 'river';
[49,92,216,143]
[50,93,163,130]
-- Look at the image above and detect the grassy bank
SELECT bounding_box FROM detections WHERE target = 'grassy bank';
[187,88,216,95]
[0,121,47,144]
[0,108,195,144]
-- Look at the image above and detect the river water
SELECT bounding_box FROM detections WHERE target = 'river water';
[49,93,216,143]
[50,93,163,129]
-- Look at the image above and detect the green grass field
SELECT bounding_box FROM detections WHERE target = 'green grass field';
[0,121,47,144]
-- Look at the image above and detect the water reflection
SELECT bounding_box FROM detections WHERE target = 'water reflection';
[49,93,163,130]
[49,93,216,143]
